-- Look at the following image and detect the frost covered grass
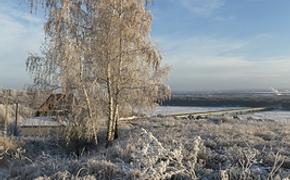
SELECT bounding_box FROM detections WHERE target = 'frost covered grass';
[1,116,290,179]
[135,116,290,179]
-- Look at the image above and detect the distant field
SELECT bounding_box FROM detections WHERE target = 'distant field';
[239,110,290,122]
[152,106,290,122]
[162,91,290,109]
[151,106,242,116]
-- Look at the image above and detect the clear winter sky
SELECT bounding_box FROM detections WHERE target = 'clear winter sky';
[1,0,290,91]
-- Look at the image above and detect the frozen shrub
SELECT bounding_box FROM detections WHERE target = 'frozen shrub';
[126,128,202,179]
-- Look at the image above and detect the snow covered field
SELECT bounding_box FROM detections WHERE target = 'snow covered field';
[152,106,290,122]
[239,110,290,122]
[151,106,239,116]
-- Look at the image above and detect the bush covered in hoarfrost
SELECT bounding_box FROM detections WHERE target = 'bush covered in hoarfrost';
[1,127,202,179]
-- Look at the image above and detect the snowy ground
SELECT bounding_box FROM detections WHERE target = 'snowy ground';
[2,106,290,179]
[2,116,290,179]
[152,106,290,123]
[239,110,290,122]
[150,106,239,116]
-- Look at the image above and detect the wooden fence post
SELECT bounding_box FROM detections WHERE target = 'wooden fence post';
[4,102,7,137]
[14,101,19,136]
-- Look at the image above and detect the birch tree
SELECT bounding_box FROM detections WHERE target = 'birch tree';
[27,0,170,145]
[27,0,101,144]
[92,0,170,144]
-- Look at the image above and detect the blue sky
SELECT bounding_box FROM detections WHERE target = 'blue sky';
[1,0,290,91]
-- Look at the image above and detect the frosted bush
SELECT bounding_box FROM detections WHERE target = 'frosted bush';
[127,128,202,179]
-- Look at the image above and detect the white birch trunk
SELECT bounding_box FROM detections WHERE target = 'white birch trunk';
[80,58,98,144]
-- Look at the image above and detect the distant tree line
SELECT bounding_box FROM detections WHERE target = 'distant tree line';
[162,94,290,109]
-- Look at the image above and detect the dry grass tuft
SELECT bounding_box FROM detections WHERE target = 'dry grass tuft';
[0,137,18,152]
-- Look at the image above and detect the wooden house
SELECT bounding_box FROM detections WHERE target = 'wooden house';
[35,93,74,116]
